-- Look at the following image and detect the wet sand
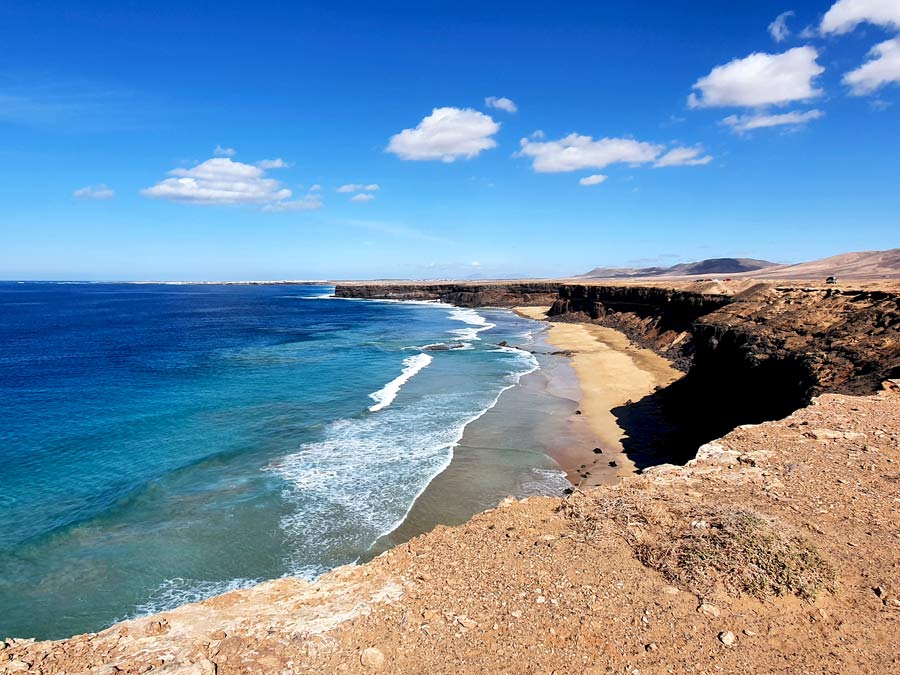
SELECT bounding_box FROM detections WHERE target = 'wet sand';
[514,306,683,480]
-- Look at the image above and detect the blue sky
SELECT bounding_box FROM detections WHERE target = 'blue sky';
[1,0,898,280]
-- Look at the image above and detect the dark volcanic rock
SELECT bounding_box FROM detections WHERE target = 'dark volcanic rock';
[334,283,561,307]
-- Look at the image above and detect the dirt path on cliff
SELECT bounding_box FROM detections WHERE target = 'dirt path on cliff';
[516,306,683,485]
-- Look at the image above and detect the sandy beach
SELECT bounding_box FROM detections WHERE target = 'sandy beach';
[515,306,682,485]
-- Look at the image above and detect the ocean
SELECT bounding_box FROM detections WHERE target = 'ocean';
[0,282,568,639]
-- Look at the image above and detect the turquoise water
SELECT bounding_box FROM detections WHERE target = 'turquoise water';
[0,283,555,639]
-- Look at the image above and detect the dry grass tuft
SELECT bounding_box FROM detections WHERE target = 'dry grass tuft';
[559,490,835,601]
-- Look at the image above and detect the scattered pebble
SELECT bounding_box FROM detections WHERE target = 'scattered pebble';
[360,647,385,671]
[455,615,477,629]
[698,603,721,618]
[719,631,737,646]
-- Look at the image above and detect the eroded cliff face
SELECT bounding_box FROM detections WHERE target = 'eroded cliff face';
[547,285,734,370]
[337,281,900,401]
[546,283,900,464]
[333,283,561,308]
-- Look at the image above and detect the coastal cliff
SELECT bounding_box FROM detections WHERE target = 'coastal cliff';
[554,283,899,465]
[335,281,899,401]
[336,282,899,462]
[334,282,561,307]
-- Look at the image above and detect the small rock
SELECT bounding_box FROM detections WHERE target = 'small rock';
[661,586,679,595]
[455,615,477,629]
[535,595,547,604]
[874,586,886,598]
[593,447,603,454]
[360,647,385,671]
[211,630,227,641]
[743,629,757,637]
[510,610,523,619]
[144,619,169,636]
[645,643,658,652]
[698,603,721,618]
[92,666,121,675]
[806,429,843,440]
[6,662,31,673]
[719,631,737,646]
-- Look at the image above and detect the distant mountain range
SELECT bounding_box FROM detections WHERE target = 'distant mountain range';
[578,257,776,279]
[577,249,900,280]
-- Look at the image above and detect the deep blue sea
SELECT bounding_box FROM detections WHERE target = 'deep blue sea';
[0,282,554,639]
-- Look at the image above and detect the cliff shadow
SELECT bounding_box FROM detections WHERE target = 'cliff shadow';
[611,357,814,469]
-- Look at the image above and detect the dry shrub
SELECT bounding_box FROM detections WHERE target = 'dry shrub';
[559,490,835,601]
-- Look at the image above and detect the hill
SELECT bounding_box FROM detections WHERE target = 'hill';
[578,249,900,280]
[579,257,776,279]
[746,248,900,280]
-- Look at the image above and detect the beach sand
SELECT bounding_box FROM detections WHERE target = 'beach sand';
[514,306,683,484]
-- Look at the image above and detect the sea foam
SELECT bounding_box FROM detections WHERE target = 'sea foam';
[267,343,540,578]
[130,577,260,618]
[367,353,434,412]
[447,307,496,342]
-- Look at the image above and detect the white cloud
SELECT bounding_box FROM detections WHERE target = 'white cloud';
[309,184,322,191]
[530,129,545,139]
[387,107,500,162]
[843,37,900,95]
[351,193,376,202]
[517,134,663,172]
[722,109,825,132]
[485,96,518,113]
[257,158,289,169]
[73,184,115,200]
[688,46,824,108]
[579,174,608,186]
[337,183,380,193]
[262,193,323,212]
[652,146,714,167]
[213,145,236,157]
[141,157,294,206]
[821,0,900,34]
[769,10,795,42]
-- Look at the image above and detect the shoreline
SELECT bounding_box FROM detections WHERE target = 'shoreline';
[363,311,592,559]
[366,303,681,559]
[514,306,683,482]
